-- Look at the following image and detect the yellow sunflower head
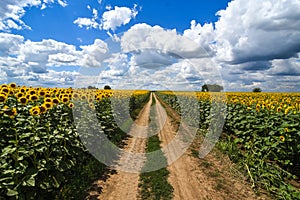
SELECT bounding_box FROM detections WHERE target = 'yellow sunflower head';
[44,97,52,103]
[62,96,69,103]
[30,94,39,101]
[44,102,53,109]
[1,87,10,94]
[39,104,47,114]
[0,94,7,104]
[9,83,17,88]
[29,106,40,116]
[18,97,28,105]
[68,102,74,108]
[15,92,24,98]
[279,135,285,142]
[39,90,46,96]
[52,98,60,104]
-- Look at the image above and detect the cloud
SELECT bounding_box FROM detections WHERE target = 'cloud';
[74,4,138,33]
[73,17,99,29]
[121,23,208,61]
[19,39,79,69]
[0,33,24,56]
[269,57,300,76]
[0,33,111,87]
[79,39,109,68]
[183,20,215,55]
[73,7,100,29]
[214,0,300,64]
[129,49,177,69]
[100,5,138,31]
[0,0,68,31]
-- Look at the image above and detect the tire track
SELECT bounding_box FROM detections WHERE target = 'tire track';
[88,94,153,200]
[153,93,267,200]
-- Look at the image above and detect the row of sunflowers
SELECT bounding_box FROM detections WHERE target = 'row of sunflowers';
[157,91,300,199]
[0,83,150,199]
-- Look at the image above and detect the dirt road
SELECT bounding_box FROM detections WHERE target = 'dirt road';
[88,94,153,200]
[88,93,268,200]
[153,94,267,200]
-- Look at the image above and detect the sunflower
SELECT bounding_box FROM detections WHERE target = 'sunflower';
[279,135,285,142]
[52,98,60,104]
[1,87,10,94]
[19,87,26,93]
[72,93,79,99]
[89,103,95,110]
[284,107,292,115]
[81,95,87,100]
[29,90,36,95]
[18,97,28,105]
[0,94,7,103]
[44,97,52,103]
[15,92,24,98]
[62,96,69,103]
[29,106,40,116]
[39,104,47,114]
[9,83,17,88]
[30,94,39,101]
[39,90,46,96]
[276,107,282,112]
[3,107,17,118]
[68,102,74,108]
[44,102,53,109]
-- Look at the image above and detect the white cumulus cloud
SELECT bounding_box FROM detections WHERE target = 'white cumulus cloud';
[100,5,138,31]
[0,0,68,31]
[214,0,300,64]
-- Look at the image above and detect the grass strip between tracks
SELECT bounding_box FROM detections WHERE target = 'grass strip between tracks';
[138,94,174,200]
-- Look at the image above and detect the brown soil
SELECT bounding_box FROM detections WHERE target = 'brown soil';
[87,93,270,200]
[86,94,153,200]
[153,94,269,200]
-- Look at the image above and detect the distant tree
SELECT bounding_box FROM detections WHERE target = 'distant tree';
[253,87,262,92]
[104,85,111,90]
[87,85,97,89]
[202,84,223,92]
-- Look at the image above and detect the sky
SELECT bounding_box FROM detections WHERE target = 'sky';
[0,0,300,91]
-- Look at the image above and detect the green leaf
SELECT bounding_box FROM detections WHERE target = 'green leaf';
[26,175,35,187]
[7,188,18,196]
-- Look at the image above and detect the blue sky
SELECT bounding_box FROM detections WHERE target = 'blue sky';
[0,0,300,91]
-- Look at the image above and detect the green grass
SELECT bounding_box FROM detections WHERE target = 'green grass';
[138,95,174,200]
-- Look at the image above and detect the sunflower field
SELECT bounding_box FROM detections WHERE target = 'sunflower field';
[157,91,300,199]
[0,83,150,199]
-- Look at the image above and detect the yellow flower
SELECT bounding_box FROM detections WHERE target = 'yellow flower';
[29,106,40,116]
[7,108,17,118]
[18,97,28,104]
[39,90,46,96]
[44,97,52,103]
[1,106,17,117]
[52,98,60,104]
[9,82,17,88]
[30,94,39,101]
[279,135,285,142]
[1,87,10,94]
[62,96,69,103]
[44,102,53,110]
[39,104,47,114]
[284,128,289,132]
[15,92,24,98]
[0,94,7,103]
[276,107,282,112]
[29,90,36,95]
[68,102,74,108]
[284,106,292,115]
